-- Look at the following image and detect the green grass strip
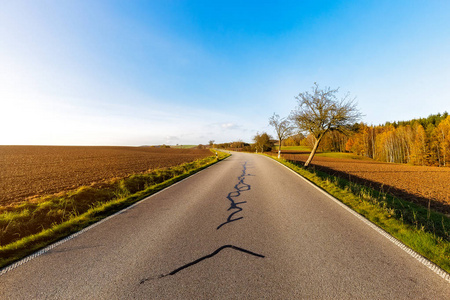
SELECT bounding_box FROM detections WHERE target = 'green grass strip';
[265,154,450,273]
[0,151,230,269]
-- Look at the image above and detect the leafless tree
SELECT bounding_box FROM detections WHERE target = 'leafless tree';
[290,83,362,167]
[269,113,294,158]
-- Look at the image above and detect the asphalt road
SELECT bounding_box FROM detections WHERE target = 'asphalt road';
[1,152,449,299]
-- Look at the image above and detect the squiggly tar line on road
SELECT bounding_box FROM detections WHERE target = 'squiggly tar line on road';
[217,162,250,230]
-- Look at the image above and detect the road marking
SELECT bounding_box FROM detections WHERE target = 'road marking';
[0,156,231,277]
[268,156,450,283]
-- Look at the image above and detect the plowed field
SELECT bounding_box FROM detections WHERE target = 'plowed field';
[0,146,212,206]
[280,151,450,214]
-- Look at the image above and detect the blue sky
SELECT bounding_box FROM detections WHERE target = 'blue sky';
[1,0,449,145]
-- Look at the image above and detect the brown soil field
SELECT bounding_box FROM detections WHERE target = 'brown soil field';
[0,146,212,206]
[279,151,450,214]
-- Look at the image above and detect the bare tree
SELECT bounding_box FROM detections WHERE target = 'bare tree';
[290,83,362,167]
[269,113,294,159]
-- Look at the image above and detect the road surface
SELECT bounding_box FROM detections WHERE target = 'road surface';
[1,152,449,299]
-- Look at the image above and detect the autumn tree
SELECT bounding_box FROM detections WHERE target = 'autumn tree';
[411,122,427,165]
[253,132,272,153]
[284,136,297,146]
[342,113,450,166]
[269,113,294,158]
[290,83,361,167]
[437,116,450,166]
[230,140,246,149]
[283,133,305,146]
[375,125,409,163]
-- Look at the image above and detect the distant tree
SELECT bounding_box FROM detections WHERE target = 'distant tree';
[290,83,361,167]
[269,113,294,158]
[215,142,231,149]
[253,132,273,153]
[209,140,215,147]
[230,140,245,149]
[283,133,305,146]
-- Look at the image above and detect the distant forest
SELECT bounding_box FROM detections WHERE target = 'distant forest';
[287,112,450,167]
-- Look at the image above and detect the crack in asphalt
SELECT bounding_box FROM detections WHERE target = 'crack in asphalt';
[140,161,264,285]
[140,245,265,283]
[217,162,250,230]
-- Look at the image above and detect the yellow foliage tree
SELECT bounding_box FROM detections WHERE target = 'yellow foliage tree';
[437,116,450,166]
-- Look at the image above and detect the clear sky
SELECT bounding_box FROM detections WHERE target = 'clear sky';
[1,0,449,146]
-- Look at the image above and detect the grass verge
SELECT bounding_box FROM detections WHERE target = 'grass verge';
[0,150,230,269]
[265,154,450,274]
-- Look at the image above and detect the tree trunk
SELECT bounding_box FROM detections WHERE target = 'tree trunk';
[278,138,282,159]
[305,137,322,167]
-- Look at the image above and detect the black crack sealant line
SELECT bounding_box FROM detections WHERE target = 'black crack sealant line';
[216,162,251,230]
[140,161,264,283]
[140,245,265,283]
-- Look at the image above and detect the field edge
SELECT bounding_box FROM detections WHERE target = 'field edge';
[0,150,231,271]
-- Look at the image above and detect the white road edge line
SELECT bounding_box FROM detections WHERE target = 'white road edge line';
[267,156,450,283]
[0,155,231,277]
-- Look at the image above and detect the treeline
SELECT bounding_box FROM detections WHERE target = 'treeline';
[316,112,450,167]
[214,141,252,152]
[214,134,274,152]
[210,112,450,167]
